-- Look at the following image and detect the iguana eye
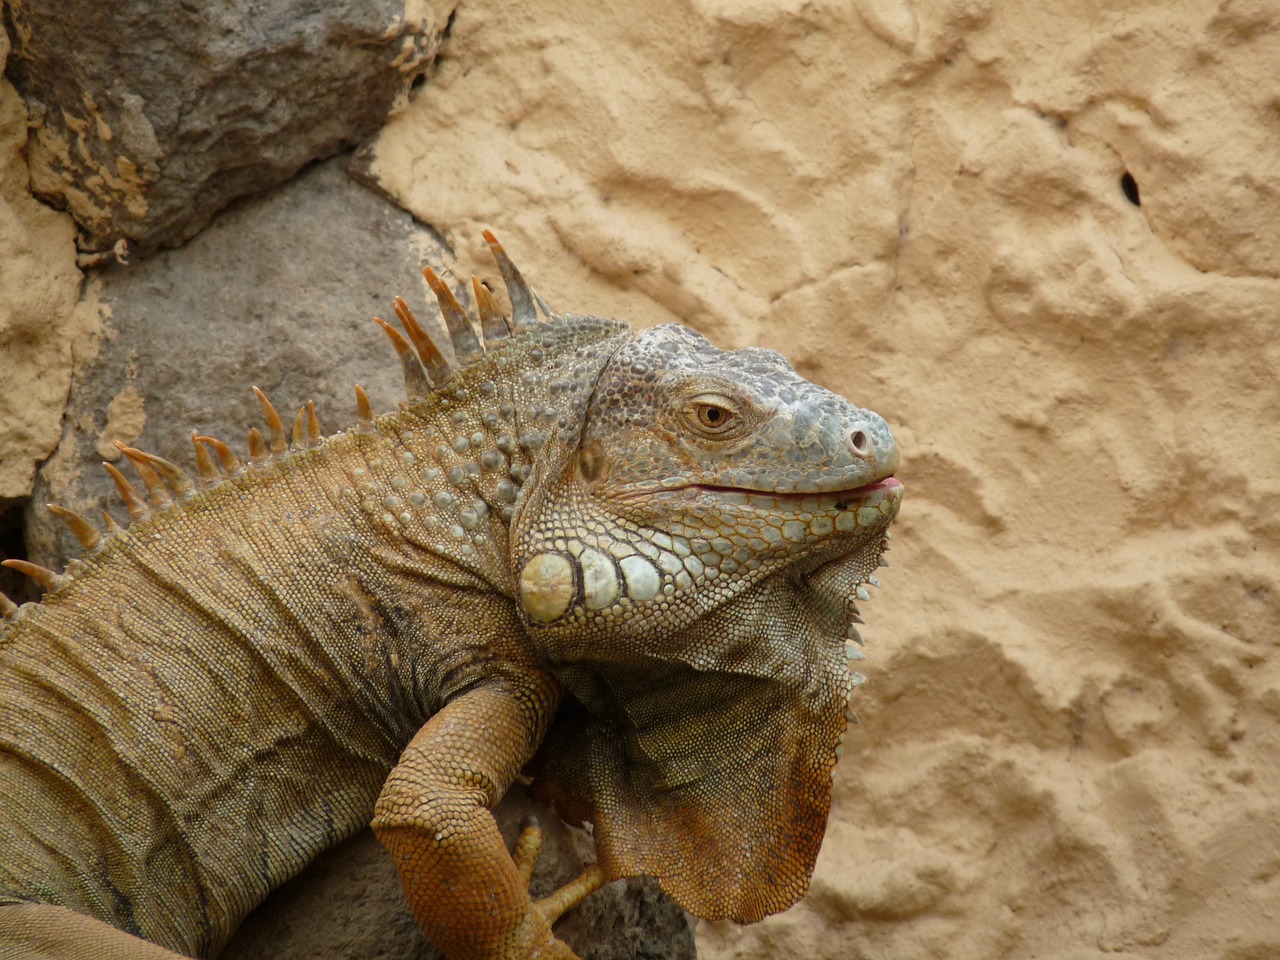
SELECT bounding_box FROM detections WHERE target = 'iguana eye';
[698,405,729,428]
[685,395,742,437]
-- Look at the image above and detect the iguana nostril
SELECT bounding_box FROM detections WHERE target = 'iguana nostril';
[848,429,870,457]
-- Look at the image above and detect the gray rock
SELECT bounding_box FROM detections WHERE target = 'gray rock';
[4,0,450,257]
[26,155,433,564]
[222,786,697,960]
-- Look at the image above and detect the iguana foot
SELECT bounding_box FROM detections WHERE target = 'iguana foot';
[375,681,597,960]
[512,816,605,958]
[513,816,545,888]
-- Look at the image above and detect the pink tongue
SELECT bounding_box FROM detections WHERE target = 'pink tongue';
[854,477,901,494]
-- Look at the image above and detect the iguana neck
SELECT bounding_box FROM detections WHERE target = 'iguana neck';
[373,312,631,593]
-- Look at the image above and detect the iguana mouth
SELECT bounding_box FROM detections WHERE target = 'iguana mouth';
[682,475,901,508]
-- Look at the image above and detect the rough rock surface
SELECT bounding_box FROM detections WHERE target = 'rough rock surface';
[3,1,1280,959]
[0,24,78,602]
[24,157,421,563]
[223,787,695,960]
[363,3,1280,959]
[3,0,451,258]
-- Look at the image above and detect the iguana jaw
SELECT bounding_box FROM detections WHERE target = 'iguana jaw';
[666,475,901,508]
[632,475,902,529]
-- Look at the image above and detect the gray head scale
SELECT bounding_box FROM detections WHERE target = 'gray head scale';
[512,322,902,666]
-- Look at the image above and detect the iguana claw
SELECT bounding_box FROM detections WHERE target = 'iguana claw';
[512,818,604,959]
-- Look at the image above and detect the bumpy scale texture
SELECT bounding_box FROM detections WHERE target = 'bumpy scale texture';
[0,235,902,960]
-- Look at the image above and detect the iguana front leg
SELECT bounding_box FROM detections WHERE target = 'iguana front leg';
[373,676,595,960]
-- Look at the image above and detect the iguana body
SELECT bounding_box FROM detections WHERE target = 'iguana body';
[0,234,902,959]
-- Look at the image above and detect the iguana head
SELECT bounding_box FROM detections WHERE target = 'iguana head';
[513,321,901,666]
[348,232,903,923]
[512,319,902,923]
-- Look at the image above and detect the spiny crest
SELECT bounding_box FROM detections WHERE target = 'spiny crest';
[372,229,554,400]
[1,394,330,617]
[1,232,552,620]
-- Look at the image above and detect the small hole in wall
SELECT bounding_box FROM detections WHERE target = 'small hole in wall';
[1120,171,1141,206]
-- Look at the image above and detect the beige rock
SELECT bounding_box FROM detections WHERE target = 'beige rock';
[0,28,80,506]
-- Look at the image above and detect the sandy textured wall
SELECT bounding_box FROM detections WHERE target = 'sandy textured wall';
[3,0,1279,957]
[369,2,1280,958]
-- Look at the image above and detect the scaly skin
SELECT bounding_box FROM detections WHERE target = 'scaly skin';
[0,235,902,959]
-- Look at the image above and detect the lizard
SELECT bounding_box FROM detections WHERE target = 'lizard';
[0,231,903,960]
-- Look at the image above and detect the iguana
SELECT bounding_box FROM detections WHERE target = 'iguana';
[0,232,902,960]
